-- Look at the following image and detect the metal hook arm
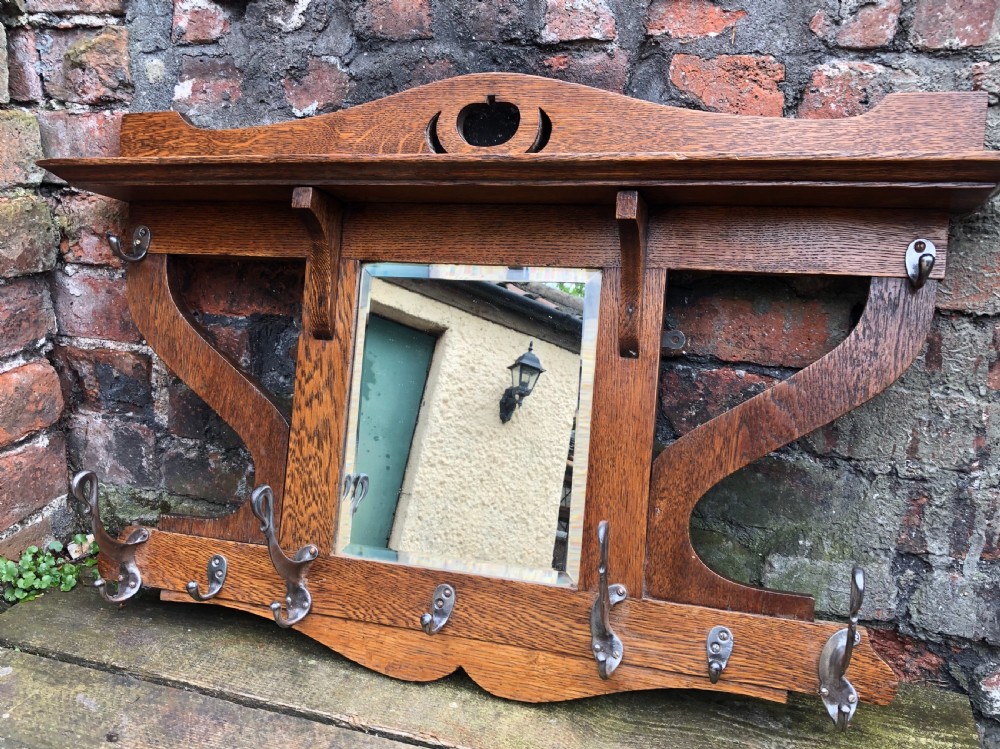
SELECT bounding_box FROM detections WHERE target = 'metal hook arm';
[186,554,228,601]
[250,485,318,628]
[107,225,151,263]
[70,471,149,605]
[818,566,865,730]
[590,520,627,679]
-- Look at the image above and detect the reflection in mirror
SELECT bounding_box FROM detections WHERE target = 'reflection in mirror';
[337,264,601,586]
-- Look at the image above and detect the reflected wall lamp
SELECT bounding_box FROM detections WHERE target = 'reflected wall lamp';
[499,342,545,423]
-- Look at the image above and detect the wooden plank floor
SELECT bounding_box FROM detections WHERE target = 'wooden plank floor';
[0,587,981,749]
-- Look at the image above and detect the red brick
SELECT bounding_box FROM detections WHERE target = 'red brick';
[177,257,303,317]
[7,28,43,104]
[407,58,457,88]
[56,194,127,267]
[52,268,141,344]
[360,0,432,40]
[669,53,784,117]
[173,55,242,118]
[0,111,44,187]
[67,413,157,487]
[809,0,900,49]
[0,435,66,531]
[37,111,122,161]
[0,276,56,358]
[646,0,746,39]
[0,194,59,278]
[53,346,151,415]
[0,518,55,560]
[0,362,65,448]
[869,628,947,682]
[25,0,123,12]
[541,0,616,41]
[38,27,131,105]
[542,49,629,92]
[172,0,231,44]
[911,0,999,50]
[666,284,854,368]
[282,57,350,117]
[162,443,250,504]
[660,366,778,436]
[798,61,892,120]
[897,491,929,554]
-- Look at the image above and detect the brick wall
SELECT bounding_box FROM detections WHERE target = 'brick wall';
[2,0,1000,741]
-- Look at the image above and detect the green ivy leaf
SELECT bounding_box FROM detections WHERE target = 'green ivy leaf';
[47,540,64,553]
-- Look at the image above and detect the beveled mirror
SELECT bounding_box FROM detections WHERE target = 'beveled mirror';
[337,264,601,586]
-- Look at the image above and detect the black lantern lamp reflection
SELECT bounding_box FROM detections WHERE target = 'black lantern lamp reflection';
[499,342,545,423]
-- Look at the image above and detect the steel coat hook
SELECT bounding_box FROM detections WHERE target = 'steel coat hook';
[818,566,865,730]
[342,473,370,515]
[107,225,151,262]
[590,520,628,679]
[186,554,228,601]
[906,238,936,289]
[250,485,319,628]
[706,626,733,683]
[420,583,456,634]
[71,470,149,605]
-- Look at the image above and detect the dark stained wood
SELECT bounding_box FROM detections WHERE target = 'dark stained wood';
[341,204,948,279]
[615,191,648,357]
[645,278,939,617]
[109,75,986,157]
[278,260,358,552]
[579,267,666,594]
[292,187,343,340]
[126,255,290,543]
[134,529,897,706]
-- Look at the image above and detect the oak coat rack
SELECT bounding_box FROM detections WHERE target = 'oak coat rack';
[43,73,1000,721]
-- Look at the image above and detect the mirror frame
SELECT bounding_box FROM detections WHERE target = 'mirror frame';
[42,72,1000,710]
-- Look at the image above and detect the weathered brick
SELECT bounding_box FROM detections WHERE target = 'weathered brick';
[798,61,892,120]
[541,0,616,42]
[166,377,242,447]
[911,0,1000,50]
[161,442,251,504]
[359,0,432,40]
[665,277,855,368]
[990,322,1000,390]
[974,667,1000,718]
[177,257,303,317]
[0,193,59,278]
[938,199,1000,315]
[172,0,231,44]
[0,276,56,358]
[6,28,43,104]
[669,54,784,117]
[0,111,44,188]
[809,0,901,49]
[173,55,242,118]
[0,25,9,105]
[38,27,131,105]
[763,556,897,620]
[25,0,123,12]
[66,412,157,488]
[660,364,778,436]
[407,58,457,88]
[646,0,746,39]
[55,193,127,267]
[0,435,67,531]
[542,49,629,92]
[282,57,350,117]
[52,267,141,344]
[451,0,523,41]
[908,567,999,643]
[0,517,54,560]
[0,361,64,448]
[54,346,152,415]
[37,111,122,161]
[868,629,947,682]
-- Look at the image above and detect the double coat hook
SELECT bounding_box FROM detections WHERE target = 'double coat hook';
[818,566,865,730]
[590,520,628,679]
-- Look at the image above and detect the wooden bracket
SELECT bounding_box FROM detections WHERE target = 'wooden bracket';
[292,187,343,340]
[615,190,648,358]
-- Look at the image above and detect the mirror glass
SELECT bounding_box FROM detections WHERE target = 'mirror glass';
[336,263,601,586]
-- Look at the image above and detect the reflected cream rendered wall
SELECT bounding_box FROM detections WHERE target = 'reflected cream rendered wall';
[369,280,580,573]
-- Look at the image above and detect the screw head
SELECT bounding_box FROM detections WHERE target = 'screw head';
[594,644,602,653]
[848,694,857,704]
[612,650,621,659]
[915,240,926,252]
[615,585,626,597]
[443,588,452,598]
[820,687,830,697]
[718,630,730,641]
[710,643,721,654]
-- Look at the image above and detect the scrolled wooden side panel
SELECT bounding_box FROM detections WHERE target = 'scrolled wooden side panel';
[645,278,938,617]
[126,255,291,543]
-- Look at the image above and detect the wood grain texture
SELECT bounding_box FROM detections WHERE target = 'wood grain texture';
[130,529,897,705]
[108,74,986,157]
[578,267,666,594]
[292,187,342,339]
[645,278,939,616]
[342,204,948,279]
[131,201,313,257]
[126,255,290,543]
[616,191,648,357]
[279,260,358,552]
